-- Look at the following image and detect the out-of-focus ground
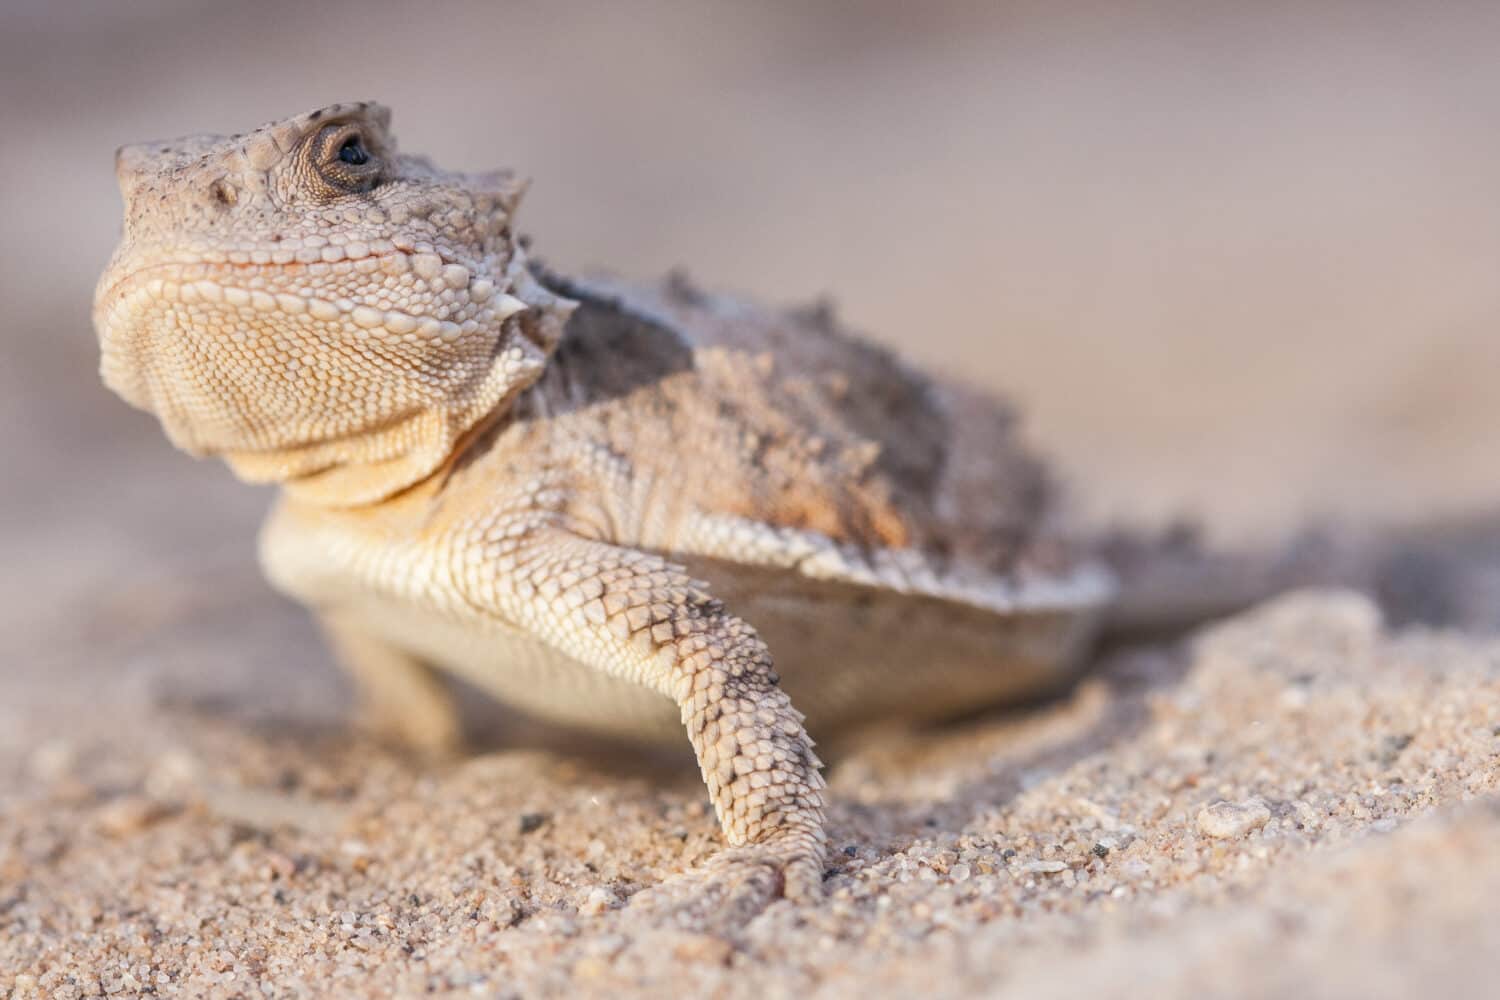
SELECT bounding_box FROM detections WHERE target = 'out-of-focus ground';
[1,2,1497,997]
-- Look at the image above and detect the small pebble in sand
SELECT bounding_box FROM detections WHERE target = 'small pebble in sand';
[94,795,170,837]
[1197,798,1272,839]
[579,887,620,915]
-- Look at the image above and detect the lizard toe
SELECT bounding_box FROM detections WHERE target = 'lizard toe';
[628,841,825,932]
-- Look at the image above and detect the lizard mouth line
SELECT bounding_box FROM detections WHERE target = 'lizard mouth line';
[97,246,473,308]
[99,251,527,344]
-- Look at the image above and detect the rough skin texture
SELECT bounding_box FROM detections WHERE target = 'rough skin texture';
[93,102,1112,911]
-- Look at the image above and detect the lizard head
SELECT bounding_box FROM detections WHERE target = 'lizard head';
[94,101,574,505]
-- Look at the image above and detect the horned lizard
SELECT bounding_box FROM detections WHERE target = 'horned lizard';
[94,102,1118,914]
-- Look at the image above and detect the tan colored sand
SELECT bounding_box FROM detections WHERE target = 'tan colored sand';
[3,585,1497,998]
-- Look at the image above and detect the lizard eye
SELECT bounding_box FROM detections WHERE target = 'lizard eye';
[304,123,383,197]
[338,136,369,165]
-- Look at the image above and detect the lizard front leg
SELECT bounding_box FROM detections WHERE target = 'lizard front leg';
[451,520,828,906]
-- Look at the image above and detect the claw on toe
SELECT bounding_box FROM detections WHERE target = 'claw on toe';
[628,845,825,932]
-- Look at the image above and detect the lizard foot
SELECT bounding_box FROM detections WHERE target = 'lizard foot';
[628,839,825,933]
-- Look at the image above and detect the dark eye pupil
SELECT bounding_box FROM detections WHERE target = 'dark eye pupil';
[338,136,369,165]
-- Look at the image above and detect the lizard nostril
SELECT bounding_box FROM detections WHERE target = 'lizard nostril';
[209,179,237,208]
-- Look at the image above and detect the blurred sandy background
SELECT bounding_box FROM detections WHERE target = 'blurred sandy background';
[3,0,1498,552]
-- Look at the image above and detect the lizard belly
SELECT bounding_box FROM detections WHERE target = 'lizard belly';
[260,505,1100,743]
[326,557,1098,745]
[683,557,1101,736]
[339,592,687,742]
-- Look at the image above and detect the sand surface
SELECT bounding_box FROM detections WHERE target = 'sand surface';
[3,4,1499,997]
[4,577,1498,998]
